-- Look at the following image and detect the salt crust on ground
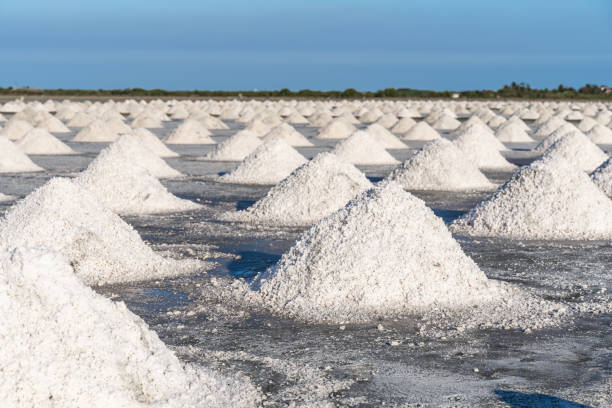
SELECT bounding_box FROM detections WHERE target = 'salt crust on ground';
[130,128,179,158]
[75,141,199,215]
[165,119,215,144]
[236,182,522,323]
[332,131,399,165]
[224,152,372,226]
[541,131,608,173]
[591,158,612,196]
[453,128,517,171]
[450,156,612,240]
[386,139,496,191]
[73,120,118,142]
[16,128,76,155]
[260,123,313,146]
[0,136,44,173]
[0,247,258,407]
[201,129,262,161]
[0,179,201,285]
[217,139,307,185]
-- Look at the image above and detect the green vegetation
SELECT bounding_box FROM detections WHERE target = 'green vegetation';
[1,83,610,100]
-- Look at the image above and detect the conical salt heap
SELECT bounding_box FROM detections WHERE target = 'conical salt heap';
[374,113,398,129]
[366,123,407,148]
[130,114,163,129]
[0,248,258,407]
[453,125,517,171]
[75,140,199,214]
[36,116,71,133]
[316,119,356,139]
[431,115,461,131]
[218,139,307,185]
[286,111,309,124]
[450,156,612,240]
[577,117,599,133]
[16,128,75,155]
[0,137,43,173]
[244,118,273,136]
[390,117,416,134]
[246,182,501,323]
[0,119,34,140]
[533,116,567,138]
[386,139,495,191]
[202,129,262,161]
[591,158,612,196]
[261,122,313,146]
[532,123,581,153]
[227,152,372,226]
[165,119,215,144]
[130,127,179,158]
[495,121,534,143]
[332,131,399,165]
[66,111,95,127]
[400,121,441,141]
[586,124,612,144]
[542,131,608,172]
[73,120,119,142]
[0,179,198,284]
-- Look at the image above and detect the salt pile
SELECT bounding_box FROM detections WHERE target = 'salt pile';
[0,119,34,140]
[244,118,273,136]
[201,129,262,161]
[591,158,612,196]
[316,119,356,139]
[37,116,71,133]
[542,131,608,172]
[218,139,307,185]
[261,122,313,146]
[0,179,199,285]
[0,247,258,407]
[366,123,407,148]
[386,139,495,191]
[454,129,517,171]
[73,120,118,142]
[0,137,44,173]
[165,119,215,144]
[374,113,398,129]
[431,115,461,131]
[130,114,163,128]
[532,123,581,153]
[534,116,567,138]
[130,127,179,158]
[450,156,612,240]
[586,124,612,144]
[16,128,76,155]
[332,131,399,165]
[245,182,501,323]
[227,152,372,226]
[66,111,95,127]
[75,141,199,214]
[400,121,441,141]
[495,121,534,143]
[390,117,416,134]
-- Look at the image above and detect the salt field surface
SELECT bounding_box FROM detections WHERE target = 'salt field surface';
[0,102,610,407]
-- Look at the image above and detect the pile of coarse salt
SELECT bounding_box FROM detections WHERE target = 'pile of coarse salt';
[73,120,119,142]
[332,131,399,165]
[453,125,517,171]
[0,179,200,285]
[386,139,495,191]
[242,182,509,323]
[0,247,258,407]
[0,119,34,140]
[16,128,76,155]
[165,119,215,144]
[226,152,372,226]
[542,131,608,172]
[366,123,407,149]
[202,129,262,161]
[75,138,199,215]
[450,156,612,240]
[130,127,179,158]
[400,121,441,141]
[591,158,612,196]
[495,121,534,143]
[261,122,313,146]
[218,139,307,184]
[316,119,357,140]
[532,123,581,153]
[586,124,612,144]
[0,137,43,173]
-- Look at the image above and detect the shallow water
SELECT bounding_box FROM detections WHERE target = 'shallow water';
[1,117,610,407]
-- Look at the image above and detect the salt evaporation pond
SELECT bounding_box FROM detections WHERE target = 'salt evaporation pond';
[0,101,609,407]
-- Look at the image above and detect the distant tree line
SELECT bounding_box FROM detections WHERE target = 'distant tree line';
[0,83,610,100]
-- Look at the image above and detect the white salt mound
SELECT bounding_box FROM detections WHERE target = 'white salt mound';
[532,123,581,153]
[246,182,501,323]
[228,152,372,226]
[316,119,356,140]
[261,123,313,146]
[400,121,441,141]
[586,124,612,144]
[386,139,495,191]
[130,127,179,158]
[0,137,43,173]
[333,131,399,165]
[591,158,612,196]
[390,117,417,134]
[73,120,118,142]
[202,129,262,161]
[218,139,307,185]
[75,143,199,215]
[495,122,534,143]
[165,119,215,144]
[0,119,34,140]
[0,179,198,285]
[450,156,612,240]
[454,128,517,171]
[0,247,258,407]
[366,123,407,149]
[542,131,608,172]
[16,128,75,155]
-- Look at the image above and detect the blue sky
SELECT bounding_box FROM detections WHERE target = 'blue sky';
[1,0,610,91]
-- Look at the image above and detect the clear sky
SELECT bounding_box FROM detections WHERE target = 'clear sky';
[1,0,611,91]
